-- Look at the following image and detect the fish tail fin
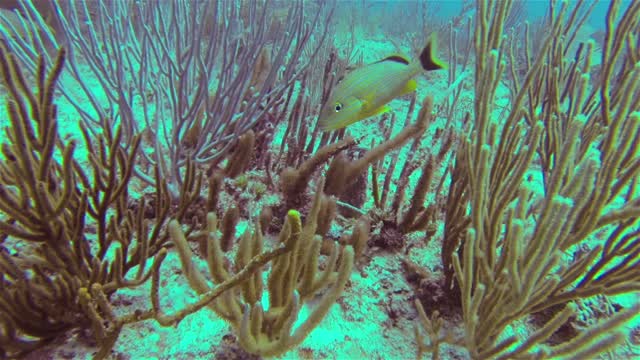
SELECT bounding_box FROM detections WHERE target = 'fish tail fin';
[419,33,448,71]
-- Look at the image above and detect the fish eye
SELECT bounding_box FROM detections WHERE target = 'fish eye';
[334,102,343,112]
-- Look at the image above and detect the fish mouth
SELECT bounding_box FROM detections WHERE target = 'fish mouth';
[317,115,333,131]
[317,106,333,128]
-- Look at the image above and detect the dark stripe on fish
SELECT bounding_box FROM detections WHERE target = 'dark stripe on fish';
[374,55,410,65]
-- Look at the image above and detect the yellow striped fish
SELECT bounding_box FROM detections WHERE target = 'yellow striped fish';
[318,34,446,131]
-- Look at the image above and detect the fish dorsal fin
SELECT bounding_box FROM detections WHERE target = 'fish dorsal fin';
[374,54,410,65]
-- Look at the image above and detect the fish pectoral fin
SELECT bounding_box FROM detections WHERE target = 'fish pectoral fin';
[360,98,373,112]
[362,104,391,118]
[400,79,418,96]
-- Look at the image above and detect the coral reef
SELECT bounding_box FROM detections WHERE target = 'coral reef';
[1,0,639,359]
